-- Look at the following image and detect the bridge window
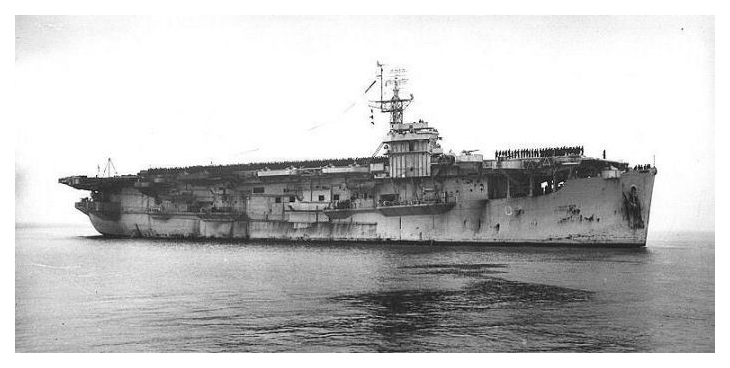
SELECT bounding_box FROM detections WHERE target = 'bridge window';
[253,187,265,194]
[318,195,325,201]
[275,197,281,203]
[333,194,340,201]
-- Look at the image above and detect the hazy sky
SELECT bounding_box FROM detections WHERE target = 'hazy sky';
[14,15,714,232]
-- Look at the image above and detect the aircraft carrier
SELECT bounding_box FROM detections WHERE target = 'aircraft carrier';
[59,64,657,246]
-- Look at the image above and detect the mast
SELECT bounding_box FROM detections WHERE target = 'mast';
[371,62,413,125]
[102,158,117,178]
[378,61,383,109]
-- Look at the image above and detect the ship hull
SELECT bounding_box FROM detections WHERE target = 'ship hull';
[82,170,655,247]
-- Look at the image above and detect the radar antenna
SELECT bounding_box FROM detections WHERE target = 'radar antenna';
[369,62,413,125]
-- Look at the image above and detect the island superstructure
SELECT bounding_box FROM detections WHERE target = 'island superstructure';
[59,64,657,246]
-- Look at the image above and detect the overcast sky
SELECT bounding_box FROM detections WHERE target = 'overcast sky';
[14,15,714,232]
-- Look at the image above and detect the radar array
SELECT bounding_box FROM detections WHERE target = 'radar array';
[369,61,414,125]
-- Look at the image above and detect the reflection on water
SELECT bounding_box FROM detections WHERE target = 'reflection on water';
[403,263,509,276]
[333,274,594,352]
[15,226,714,352]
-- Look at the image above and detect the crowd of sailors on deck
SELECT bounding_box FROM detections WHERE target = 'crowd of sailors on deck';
[633,164,653,171]
[494,146,584,159]
[146,156,389,175]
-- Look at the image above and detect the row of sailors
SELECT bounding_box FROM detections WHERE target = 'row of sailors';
[633,164,653,171]
[146,156,389,175]
[495,146,585,159]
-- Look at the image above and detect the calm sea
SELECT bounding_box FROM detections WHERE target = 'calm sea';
[15,225,714,352]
